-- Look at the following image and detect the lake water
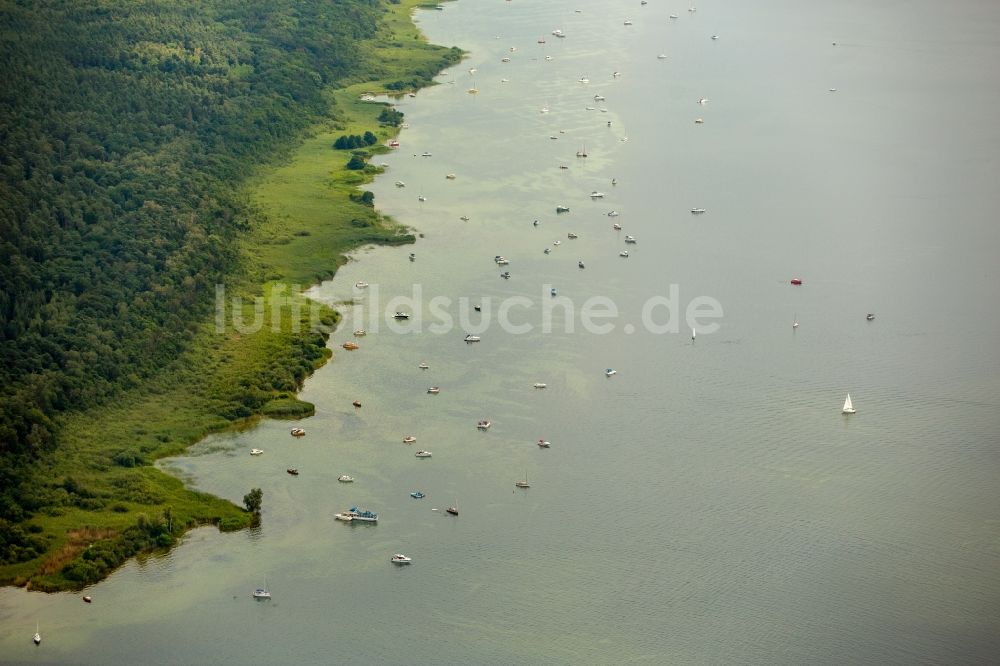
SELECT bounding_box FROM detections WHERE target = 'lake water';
[3,0,999,663]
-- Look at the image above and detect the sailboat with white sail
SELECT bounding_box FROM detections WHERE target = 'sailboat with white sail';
[842,394,856,414]
[33,621,41,645]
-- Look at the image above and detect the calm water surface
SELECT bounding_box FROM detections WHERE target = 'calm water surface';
[3,0,999,663]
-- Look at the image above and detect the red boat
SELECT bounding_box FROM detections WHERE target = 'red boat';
[790,278,803,285]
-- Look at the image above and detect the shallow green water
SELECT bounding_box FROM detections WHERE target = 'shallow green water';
[3,0,999,663]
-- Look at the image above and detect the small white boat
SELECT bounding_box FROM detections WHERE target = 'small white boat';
[421,152,432,157]
[353,329,366,337]
[334,512,354,521]
[605,368,617,377]
[417,195,426,202]
[391,553,413,564]
[553,240,561,246]
[403,436,416,444]
[427,386,441,394]
[355,281,369,289]
[537,439,551,448]
[467,87,479,94]
[657,54,668,60]
[446,173,456,180]
[691,328,697,340]
[590,191,605,198]
[250,448,264,456]
[612,223,622,230]
[698,98,709,105]
[608,210,619,217]
[252,586,272,600]
[690,208,707,214]
[338,475,354,483]
[290,427,305,437]
[464,335,481,343]
[501,57,511,63]
[578,77,589,83]
[613,71,621,78]
[533,382,547,389]
[395,181,406,187]
[594,94,606,101]
[394,312,410,320]
[418,362,429,370]
[842,394,856,414]
[624,19,633,25]
[624,235,637,244]
[712,35,719,40]
[619,250,629,257]
[33,622,40,646]
[415,450,432,458]
[477,420,492,430]
[669,14,679,19]
[567,233,578,239]
[695,118,704,124]
[552,29,564,37]
[515,475,530,489]
[495,256,510,265]
[460,215,470,221]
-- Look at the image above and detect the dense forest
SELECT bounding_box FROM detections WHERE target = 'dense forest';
[0,0,458,571]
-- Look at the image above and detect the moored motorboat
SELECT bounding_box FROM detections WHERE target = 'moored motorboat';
[477,420,492,430]
[355,281,369,289]
[619,250,629,257]
[391,553,412,564]
[427,386,441,394]
[338,474,354,483]
[410,491,425,499]
[624,235,637,244]
[567,233,578,239]
[866,313,875,321]
[500,271,511,279]
[287,468,299,476]
[403,436,416,444]
[578,261,585,269]
[415,450,432,458]
[394,312,411,319]
[612,223,622,230]
[556,205,570,213]
[590,191,605,198]
[353,329,366,337]
[464,334,481,342]
[605,368,617,377]
[250,448,264,456]
[83,595,92,603]
[252,586,271,600]
[690,208,706,214]
[537,438,551,448]
[342,341,359,350]
[418,362,429,369]
[533,382,547,389]
[335,512,354,522]
[291,428,306,437]
[790,278,803,285]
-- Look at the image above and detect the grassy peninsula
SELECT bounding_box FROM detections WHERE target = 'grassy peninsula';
[0,0,460,591]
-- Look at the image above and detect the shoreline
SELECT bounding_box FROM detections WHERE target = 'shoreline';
[0,0,462,592]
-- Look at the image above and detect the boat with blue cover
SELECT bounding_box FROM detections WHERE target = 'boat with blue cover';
[410,491,425,499]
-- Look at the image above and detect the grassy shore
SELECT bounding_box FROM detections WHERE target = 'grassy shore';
[0,0,462,591]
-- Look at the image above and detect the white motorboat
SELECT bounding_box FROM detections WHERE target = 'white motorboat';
[464,335,481,343]
[567,233,578,239]
[658,54,668,60]
[624,235,637,244]
[690,208,707,214]
[537,439,551,448]
[427,386,441,394]
[446,173,456,180]
[417,195,426,202]
[605,368,617,377]
[395,181,406,187]
[578,77,589,83]
[619,250,630,257]
[250,448,264,456]
[252,586,272,600]
[495,256,510,265]
[553,240,561,246]
[415,450,432,458]
[533,382,547,389]
[590,191,605,198]
[290,427,306,436]
[338,474,354,483]
[594,94,606,101]
[612,223,622,230]
[391,554,413,564]
[334,512,354,522]
[460,215,470,221]
[695,118,704,124]
[624,19,633,25]
[608,210,619,217]
[418,362,429,369]
[355,281,369,289]
[403,436,416,444]
[393,312,410,320]
[842,394,856,414]
[477,420,492,430]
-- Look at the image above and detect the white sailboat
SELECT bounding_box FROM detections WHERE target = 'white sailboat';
[515,471,530,488]
[691,328,696,340]
[793,313,799,329]
[33,622,41,645]
[842,394,856,414]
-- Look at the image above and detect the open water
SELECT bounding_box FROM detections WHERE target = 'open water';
[2,0,999,663]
